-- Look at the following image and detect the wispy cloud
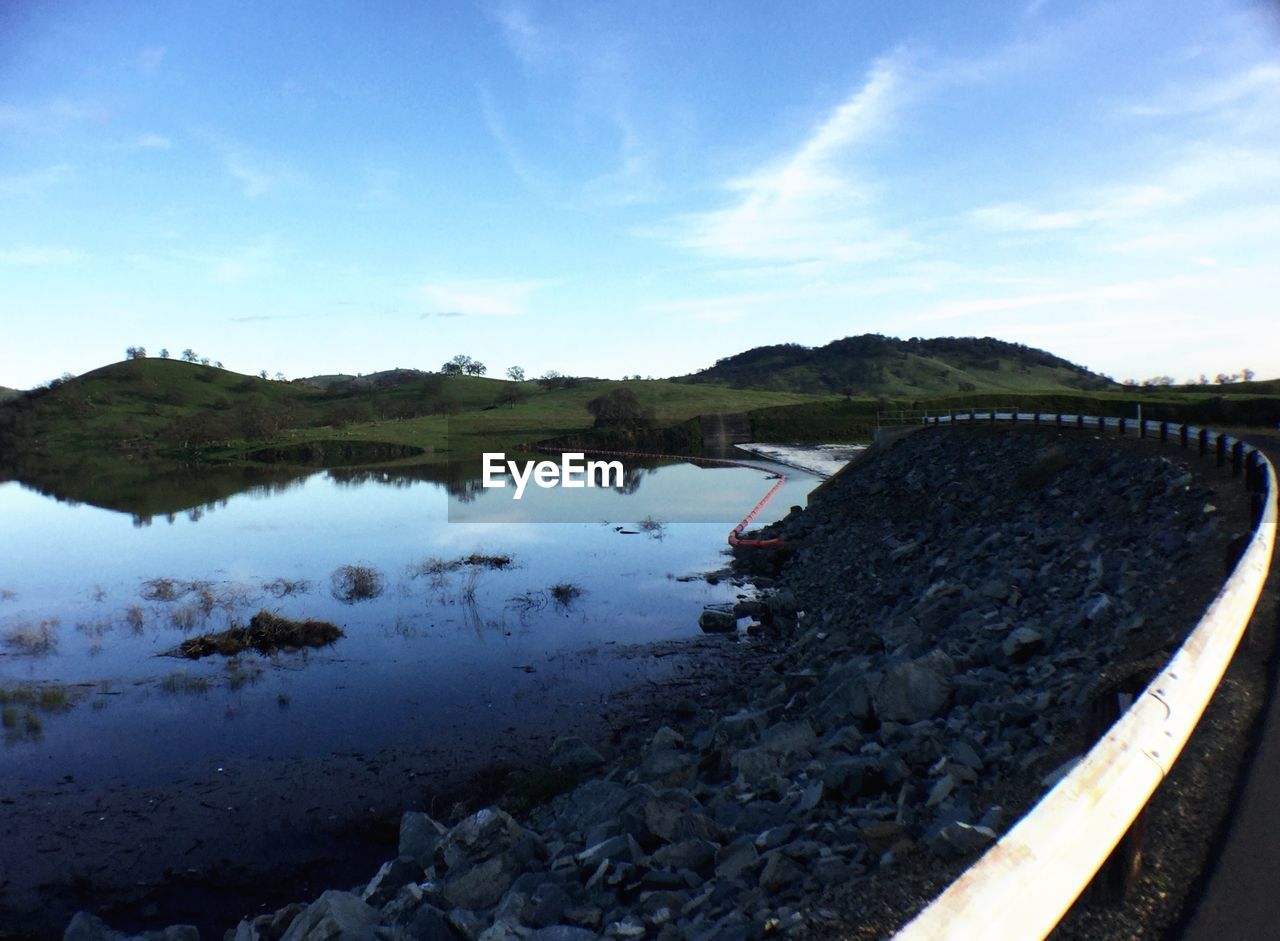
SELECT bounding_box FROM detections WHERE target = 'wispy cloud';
[485,2,659,208]
[197,131,298,198]
[137,46,167,74]
[168,235,280,283]
[1127,62,1280,119]
[135,132,172,150]
[420,311,468,319]
[0,163,74,199]
[418,278,550,317]
[0,245,82,266]
[667,55,909,265]
[493,1,552,69]
[968,144,1280,235]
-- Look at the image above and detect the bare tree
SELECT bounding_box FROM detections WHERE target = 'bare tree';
[181,349,199,363]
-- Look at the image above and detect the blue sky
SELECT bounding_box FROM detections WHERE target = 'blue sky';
[1,0,1277,389]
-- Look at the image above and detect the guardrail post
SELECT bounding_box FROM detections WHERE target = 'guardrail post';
[1118,416,1126,436]
[1160,421,1169,442]
[1251,452,1268,529]
[1077,414,1085,430]
[1232,440,1245,476]
[1139,419,1147,439]
[1056,413,1063,428]
[1199,428,1209,456]
[1217,434,1227,467]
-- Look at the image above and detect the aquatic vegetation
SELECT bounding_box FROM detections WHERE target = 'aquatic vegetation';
[263,577,311,598]
[637,516,667,539]
[123,604,146,634]
[168,603,203,632]
[158,671,210,694]
[175,610,344,658]
[2,619,59,655]
[549,583,583,608]
[140,577,183,602]
[330,564,384,602]
[409,553,514,578]
[0,683,72,744]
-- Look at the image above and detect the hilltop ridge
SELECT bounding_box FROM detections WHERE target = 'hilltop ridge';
[679,334,1114,395]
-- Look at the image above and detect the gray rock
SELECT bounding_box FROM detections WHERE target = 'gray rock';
[874,651,954,722]
[714,836,759,881]
[404,904,455,941]
[550,736,605,773]
[698,607,736,633]
[758,851,804,892]
[64,914,124,941]
[1002,627,1045,662]
[651,838,717,875]
[530,929,600,941]
[399,810,447,867]
[928,822,997,860]
[436,807,544,910]
[758,720,816,756]
[361,855,421,907]
[278,891,381,941]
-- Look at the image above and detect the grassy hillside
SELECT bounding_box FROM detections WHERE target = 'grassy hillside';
[680,334,1115,396]
[0,358,832,466]
[0,386,19,403]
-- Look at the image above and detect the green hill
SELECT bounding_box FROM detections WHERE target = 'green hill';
[0,386,19,403]
[0,357,830,467]
[679,334,1115,395]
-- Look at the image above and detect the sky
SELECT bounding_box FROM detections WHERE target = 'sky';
[1,0,1278,389]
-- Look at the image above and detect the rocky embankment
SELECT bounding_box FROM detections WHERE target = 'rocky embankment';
[64,426,1249,941]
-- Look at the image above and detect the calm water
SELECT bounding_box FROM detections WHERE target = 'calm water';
[0,456,821,787]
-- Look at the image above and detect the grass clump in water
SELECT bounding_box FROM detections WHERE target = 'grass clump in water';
[263,577,311,598]
[410,553,513,578]
[330,564,384,603]
[2,619,59,655]
[549,583,583,608]
[158,671,211,694]
[176,610,344,658]
[637,516,666,539]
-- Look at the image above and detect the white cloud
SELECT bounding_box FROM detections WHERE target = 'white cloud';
[138,46,167,74]
[493,2,551,69]
[0,246,82,266]
[418,278,549,316]
[669,55,908,265]
[135,133,172,150]
[1128,62,1280,119]
[0,163,74,198]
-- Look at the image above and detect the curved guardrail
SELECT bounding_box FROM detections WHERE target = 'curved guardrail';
[895,413,1277,941]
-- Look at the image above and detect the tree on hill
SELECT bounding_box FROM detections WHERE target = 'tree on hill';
[506,365,525,382]
[442,354,486,376]
[125,346,147,360]
[586,388,654,429]
[181,349,199,363]
[158,348,169,359]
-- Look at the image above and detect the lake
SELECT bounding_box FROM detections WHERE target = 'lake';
[0,452,824,933]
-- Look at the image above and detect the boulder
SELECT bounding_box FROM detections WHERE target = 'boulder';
[874,651,955,722]
[399,810,447,867]
[278,891,381,941]
[698,607,736,633]
[549,735,606,774]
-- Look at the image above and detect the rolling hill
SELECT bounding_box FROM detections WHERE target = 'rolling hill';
[678,334,1115,395]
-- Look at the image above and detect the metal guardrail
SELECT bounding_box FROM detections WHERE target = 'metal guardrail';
[895,413,1277,941]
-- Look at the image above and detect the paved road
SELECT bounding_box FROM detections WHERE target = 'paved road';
[1179,434,1280,941]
